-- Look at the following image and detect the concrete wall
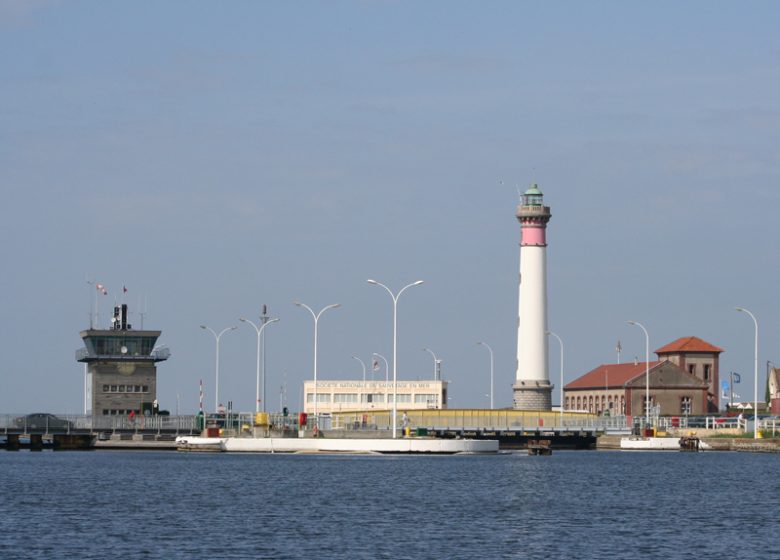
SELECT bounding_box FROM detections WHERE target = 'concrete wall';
[660,351,720,408]
[628,387,707,417]
[91,361,157,415]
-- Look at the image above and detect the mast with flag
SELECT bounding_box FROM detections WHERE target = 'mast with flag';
[95,282,108,328]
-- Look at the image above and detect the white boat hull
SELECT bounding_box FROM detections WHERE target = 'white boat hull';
[620,437,680,450]
[175,436,498,454]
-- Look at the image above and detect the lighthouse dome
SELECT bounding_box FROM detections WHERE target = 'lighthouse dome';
[522,184,544,206]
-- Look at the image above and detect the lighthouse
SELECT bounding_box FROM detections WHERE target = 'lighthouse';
[513,184,553,410]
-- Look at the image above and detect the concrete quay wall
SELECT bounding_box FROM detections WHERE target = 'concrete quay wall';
[596,434,780,452]
[700,437,780,453]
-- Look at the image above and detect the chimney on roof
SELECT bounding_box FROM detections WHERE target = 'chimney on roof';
[634,356,638,366]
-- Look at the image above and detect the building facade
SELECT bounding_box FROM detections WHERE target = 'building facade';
[655,336,723,411]
[564,360,710,417]
[564,336,723,417]
[76,304,169,416]
[303,380,448,415]
[769,366,780,415]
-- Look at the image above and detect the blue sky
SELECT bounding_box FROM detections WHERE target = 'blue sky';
[1,1,778,414]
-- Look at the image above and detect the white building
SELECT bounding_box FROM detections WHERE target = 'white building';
[303,380,448,415]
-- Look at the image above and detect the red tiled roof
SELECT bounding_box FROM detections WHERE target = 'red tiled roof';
[655,336,723,355]
[565,361,662,390]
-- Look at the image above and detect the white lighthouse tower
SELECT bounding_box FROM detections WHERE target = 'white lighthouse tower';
[513,184,553,410]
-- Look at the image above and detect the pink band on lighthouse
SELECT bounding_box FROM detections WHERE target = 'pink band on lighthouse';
[521,225,546,246]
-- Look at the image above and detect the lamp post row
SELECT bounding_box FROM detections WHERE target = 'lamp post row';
[202,302,763,437]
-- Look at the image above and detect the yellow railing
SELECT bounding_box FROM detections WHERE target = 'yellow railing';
[330,409,601,430]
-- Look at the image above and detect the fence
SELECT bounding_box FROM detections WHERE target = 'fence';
[0,413,200,434]
[329,409,628,432]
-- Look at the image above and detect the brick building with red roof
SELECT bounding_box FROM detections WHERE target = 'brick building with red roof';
[564,336,723,417]
[655,336,723,410]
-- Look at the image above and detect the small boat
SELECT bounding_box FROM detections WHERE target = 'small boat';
[679,436,701,451]
[527,439,552,455]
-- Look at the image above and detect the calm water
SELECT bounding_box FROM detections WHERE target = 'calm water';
[0,450,775,559]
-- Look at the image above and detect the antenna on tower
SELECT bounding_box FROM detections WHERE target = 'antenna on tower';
[86,275,94,328]
[138,295,148,330]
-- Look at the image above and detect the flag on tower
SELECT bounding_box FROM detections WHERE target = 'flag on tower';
[733,373,741,383]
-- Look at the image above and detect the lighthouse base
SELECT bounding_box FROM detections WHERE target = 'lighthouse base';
[512,380,553,411]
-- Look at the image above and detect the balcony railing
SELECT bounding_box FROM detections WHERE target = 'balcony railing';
[75,345,170,362]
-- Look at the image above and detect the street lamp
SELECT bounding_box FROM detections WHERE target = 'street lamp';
[373,352,389,408]
[422,348,441,380]
[736,307,759,439]
[627,321,650,428]
[294,301,341,430]
[240,316,280,413]
[477,341,494,409]
[367,279,424,438]
[200,325,238,411]
[352,355,367,382]
[547,331,564,423]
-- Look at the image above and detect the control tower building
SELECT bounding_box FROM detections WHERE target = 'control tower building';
[513,185,553,410]
[76,303,170,416]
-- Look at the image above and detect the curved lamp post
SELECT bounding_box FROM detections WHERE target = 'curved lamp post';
[200,325,238,411]
[373,352,389,407]
[628,321,650,427]
[294,301,340,429]
[352,355,367,382]
[477,341,494,409]
[736,307,759,439]
[240,316,279,413]
[422,347,440,380]
[546,331,564,422]
[367,279,424,438]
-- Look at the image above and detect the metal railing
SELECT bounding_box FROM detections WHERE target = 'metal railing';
[759,418,780,436]
[1,413,200,434]
[329,410,628,432]
[74,346,170,361]
[650,415,746,431]
[8,411,765,436]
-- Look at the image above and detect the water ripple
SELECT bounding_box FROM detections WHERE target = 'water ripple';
[0,450,771,559]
